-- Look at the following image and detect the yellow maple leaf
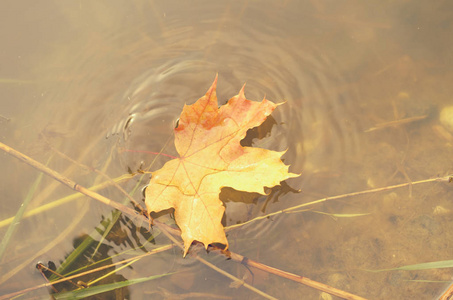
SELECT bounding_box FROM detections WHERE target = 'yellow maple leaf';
[145,75,299,255]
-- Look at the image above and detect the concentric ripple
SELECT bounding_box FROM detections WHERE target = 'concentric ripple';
[101,6,363,244]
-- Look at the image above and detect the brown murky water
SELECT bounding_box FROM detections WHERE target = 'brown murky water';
[1,1,453,299]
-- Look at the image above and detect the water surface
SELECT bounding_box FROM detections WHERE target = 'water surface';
[1,1,453,299]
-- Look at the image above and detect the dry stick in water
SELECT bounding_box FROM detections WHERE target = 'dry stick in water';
[229,251,365,300]
[0,141,368,300]
[0,142,276,300]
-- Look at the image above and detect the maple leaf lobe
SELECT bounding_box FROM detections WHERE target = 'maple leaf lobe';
[145,76,299,256]
[175,76,220,135]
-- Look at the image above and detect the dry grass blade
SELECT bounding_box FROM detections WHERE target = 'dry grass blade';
[225,174,452,231]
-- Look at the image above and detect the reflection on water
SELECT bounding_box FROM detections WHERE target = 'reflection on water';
[1,0,453,299]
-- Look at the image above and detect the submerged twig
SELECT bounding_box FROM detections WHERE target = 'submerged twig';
[229,251,367,300]
[364,115,427,132]
[0,141,139,218]
[36,262,84,289]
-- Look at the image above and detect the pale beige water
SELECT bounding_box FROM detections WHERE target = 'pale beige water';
[1,1,453,299]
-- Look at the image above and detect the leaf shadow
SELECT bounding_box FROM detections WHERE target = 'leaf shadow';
[240,115,277,147]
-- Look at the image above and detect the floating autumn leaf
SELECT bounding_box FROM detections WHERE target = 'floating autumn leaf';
[145,75,299,255]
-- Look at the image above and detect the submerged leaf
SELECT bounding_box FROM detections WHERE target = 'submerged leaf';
[145,75,299,255]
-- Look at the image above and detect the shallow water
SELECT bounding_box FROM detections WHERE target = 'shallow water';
[1,1,453,299]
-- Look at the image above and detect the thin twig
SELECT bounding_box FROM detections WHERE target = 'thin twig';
[36,262,84,289]
[225,174,453,231]
[44,137,145,213]
[229,252,367,300]
[364,115,427,132]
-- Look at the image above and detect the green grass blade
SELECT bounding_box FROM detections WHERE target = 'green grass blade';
[50,235,96,281]
[91,169,151,259]
[0,160,48,261]
[311,211,371,218]
[394,260,453,271]
[51,170,152,279]
[53,272,171,299]
[367,259,453,272]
